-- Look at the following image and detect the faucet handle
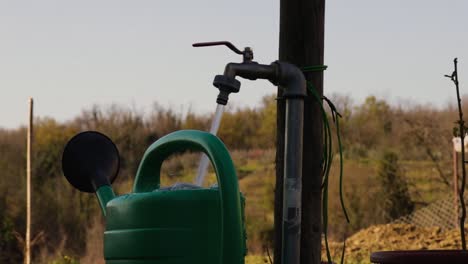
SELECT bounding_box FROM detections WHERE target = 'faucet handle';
[192,41,253,62]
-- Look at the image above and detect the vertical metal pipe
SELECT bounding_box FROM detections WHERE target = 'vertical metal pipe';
[278,1,325,263]
[282,98,304,264]
[26,97,33,264]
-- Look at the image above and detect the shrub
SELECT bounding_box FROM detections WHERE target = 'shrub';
[377,151,415,221]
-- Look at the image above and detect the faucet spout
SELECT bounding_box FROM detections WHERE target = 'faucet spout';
[223,62,278,81]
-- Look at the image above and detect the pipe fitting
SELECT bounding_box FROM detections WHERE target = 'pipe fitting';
[273,61,307,98]
[222,61,306,98]
[213,75,241,105]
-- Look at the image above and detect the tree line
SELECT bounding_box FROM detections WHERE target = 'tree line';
[0,93,464,262]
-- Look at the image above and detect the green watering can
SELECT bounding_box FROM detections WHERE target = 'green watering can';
[62,130,246,264]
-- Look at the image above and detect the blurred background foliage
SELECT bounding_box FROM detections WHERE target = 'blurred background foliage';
[0,93,465,262]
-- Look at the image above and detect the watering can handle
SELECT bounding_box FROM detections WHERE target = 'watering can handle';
[133,130,244,263]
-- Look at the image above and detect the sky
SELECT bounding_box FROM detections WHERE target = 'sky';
[0,0,467,128]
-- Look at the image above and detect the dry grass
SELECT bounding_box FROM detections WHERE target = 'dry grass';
[245,255,272,264]
[80,217,105,264]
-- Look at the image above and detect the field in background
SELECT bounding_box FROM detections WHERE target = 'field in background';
[0,93,464,263]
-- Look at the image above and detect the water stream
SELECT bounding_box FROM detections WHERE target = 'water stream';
[194,104,225,186]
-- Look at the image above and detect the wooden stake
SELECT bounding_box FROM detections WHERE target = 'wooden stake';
[25,97,33,264]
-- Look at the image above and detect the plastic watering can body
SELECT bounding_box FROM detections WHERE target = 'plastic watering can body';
[100,130,246,264]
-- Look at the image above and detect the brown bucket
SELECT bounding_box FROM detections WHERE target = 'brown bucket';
[370,250,468,264]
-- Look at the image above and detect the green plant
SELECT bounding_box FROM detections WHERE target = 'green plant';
[377,151,414,221]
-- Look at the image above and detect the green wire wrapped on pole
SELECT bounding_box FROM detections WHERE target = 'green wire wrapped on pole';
[302,65,349,264]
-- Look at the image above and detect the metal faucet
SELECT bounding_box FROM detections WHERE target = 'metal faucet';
[194,41,307,264]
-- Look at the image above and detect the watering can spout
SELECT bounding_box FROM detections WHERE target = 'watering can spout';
[96,185,116,216]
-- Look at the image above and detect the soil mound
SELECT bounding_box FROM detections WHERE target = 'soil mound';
[323,223,464,264]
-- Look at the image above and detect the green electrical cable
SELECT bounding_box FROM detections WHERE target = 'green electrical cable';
[307,82,333,263]
[323,96,349,264]
[302,66,348,218]
[323,96,350,223]
[302,65,328,72]
[302,64,349,264]
[305,81,332,185]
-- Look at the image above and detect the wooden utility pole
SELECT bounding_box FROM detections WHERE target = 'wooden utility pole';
[26,97,33,264]
[275,1,325,264]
